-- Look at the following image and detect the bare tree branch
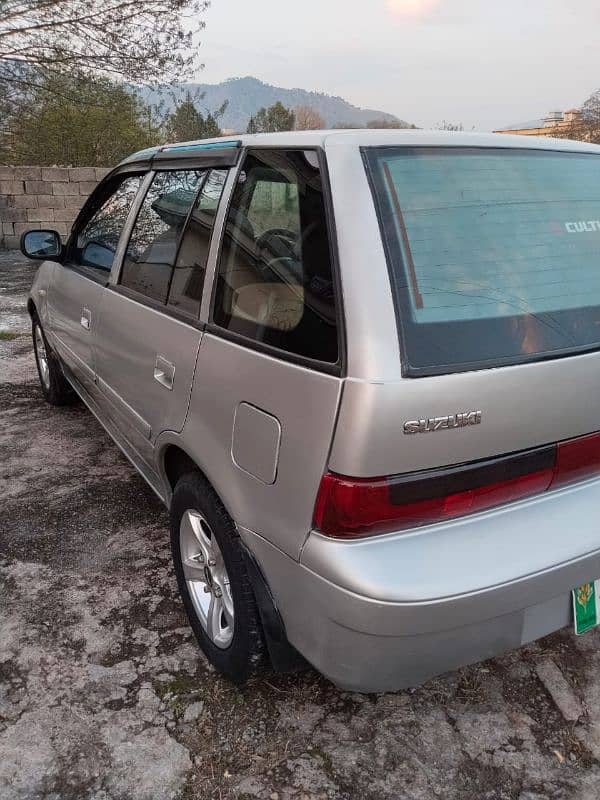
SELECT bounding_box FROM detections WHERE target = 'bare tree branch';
[0,0,209,117]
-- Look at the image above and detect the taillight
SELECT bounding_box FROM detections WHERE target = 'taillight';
[554,432,600,488]
[314,431,600,539]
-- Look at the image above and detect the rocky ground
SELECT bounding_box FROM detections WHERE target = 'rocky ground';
[2,252,600,800]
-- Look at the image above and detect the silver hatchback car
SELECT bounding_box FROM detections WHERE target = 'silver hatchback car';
[22,130,600,692]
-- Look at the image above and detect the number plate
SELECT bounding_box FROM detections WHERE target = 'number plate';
[572,581,599,635]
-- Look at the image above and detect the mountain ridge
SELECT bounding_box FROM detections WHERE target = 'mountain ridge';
[139,76,412,131]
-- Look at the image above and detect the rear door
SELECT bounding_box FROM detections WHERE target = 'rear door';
[94,165,229,468]
[46,173,143,393]
[180,147,344,559]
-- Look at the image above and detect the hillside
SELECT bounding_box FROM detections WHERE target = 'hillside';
[139,76,411,131]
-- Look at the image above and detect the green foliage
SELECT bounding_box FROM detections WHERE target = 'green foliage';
[247,101,295,133]
[332,118,418,130]
[5,73,159,166]
[165,92,225,142]
[366,118,417,129]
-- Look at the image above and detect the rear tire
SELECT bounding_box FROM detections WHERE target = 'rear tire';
[170,472,265,683]
[32,315,78,406]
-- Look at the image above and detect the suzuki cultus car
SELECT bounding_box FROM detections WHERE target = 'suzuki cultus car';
[22,130,600,691]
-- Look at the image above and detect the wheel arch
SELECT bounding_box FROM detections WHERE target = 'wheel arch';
[162,443,203,496]
[159,441,305,673]
[158,438,227,511]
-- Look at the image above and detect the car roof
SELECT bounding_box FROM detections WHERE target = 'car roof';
[118,128,600,168]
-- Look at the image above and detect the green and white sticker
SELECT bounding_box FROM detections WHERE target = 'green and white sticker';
[573,581,599,635]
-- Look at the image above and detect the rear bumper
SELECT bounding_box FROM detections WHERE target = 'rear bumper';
[241,477,600,692]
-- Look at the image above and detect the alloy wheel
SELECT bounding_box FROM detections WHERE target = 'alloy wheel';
[179,509,234,648]
[34,324,50,390]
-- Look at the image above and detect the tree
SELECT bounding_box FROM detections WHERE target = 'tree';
[247,102,295,134]
[4,72,158,166]
[332,119,416,130]
[559,91,600,144]
[366,118,416,129]
[295,105,325,130]
[165,92,227,142]
[0,0,208,119]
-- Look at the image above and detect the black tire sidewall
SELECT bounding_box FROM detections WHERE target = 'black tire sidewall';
[170,472,264,683]
[32,317,57,403]
[32,315,77,406]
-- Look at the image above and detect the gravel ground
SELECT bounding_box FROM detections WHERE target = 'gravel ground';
[2,252,600,800]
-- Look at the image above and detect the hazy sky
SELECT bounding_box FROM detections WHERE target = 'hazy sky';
[196,0,600,131]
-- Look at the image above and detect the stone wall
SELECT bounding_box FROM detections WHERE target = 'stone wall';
[0,166,110,250]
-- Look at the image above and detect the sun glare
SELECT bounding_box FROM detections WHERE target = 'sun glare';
[386,0,439,19]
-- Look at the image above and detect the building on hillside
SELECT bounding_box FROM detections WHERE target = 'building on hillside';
[494,109,582,137]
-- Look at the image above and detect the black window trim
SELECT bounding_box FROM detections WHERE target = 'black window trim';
[362,143,600,378]
[207,145,346,378]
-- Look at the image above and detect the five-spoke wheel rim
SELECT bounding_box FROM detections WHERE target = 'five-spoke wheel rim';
[34,324,50,390]
[179,509,234,648]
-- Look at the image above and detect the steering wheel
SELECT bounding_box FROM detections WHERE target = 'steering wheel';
[255,227,298,258]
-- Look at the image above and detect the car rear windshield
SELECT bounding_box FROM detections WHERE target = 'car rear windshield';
[364,146,600,375]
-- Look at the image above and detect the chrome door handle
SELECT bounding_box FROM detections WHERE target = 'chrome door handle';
[80,307,91,330]
[153,355,175,390]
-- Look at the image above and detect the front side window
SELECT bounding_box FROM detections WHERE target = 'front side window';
[120,170,205,302]
[168,169,227,317]
[213,149,338,363]
[74,175,142,272]
[365,147,600,374]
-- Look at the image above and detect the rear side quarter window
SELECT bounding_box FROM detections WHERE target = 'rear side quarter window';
[212,148,339,364]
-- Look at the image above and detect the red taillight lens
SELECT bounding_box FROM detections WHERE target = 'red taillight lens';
[314,431,600,539]
[314,433,600,538]
[554,432,600,488]
[314,473,398,538]
[314,468,554,539]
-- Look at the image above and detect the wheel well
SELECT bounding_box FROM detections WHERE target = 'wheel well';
[161,444,304,673]
[163,445,202,491]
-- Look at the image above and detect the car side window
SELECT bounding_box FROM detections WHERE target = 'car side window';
[213,149,338,363]
[167,169,227,318]
[120,170,206,303]
[74,175,143,272]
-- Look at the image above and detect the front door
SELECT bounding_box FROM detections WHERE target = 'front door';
[46,173,144,393]
[94,167,228,468]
